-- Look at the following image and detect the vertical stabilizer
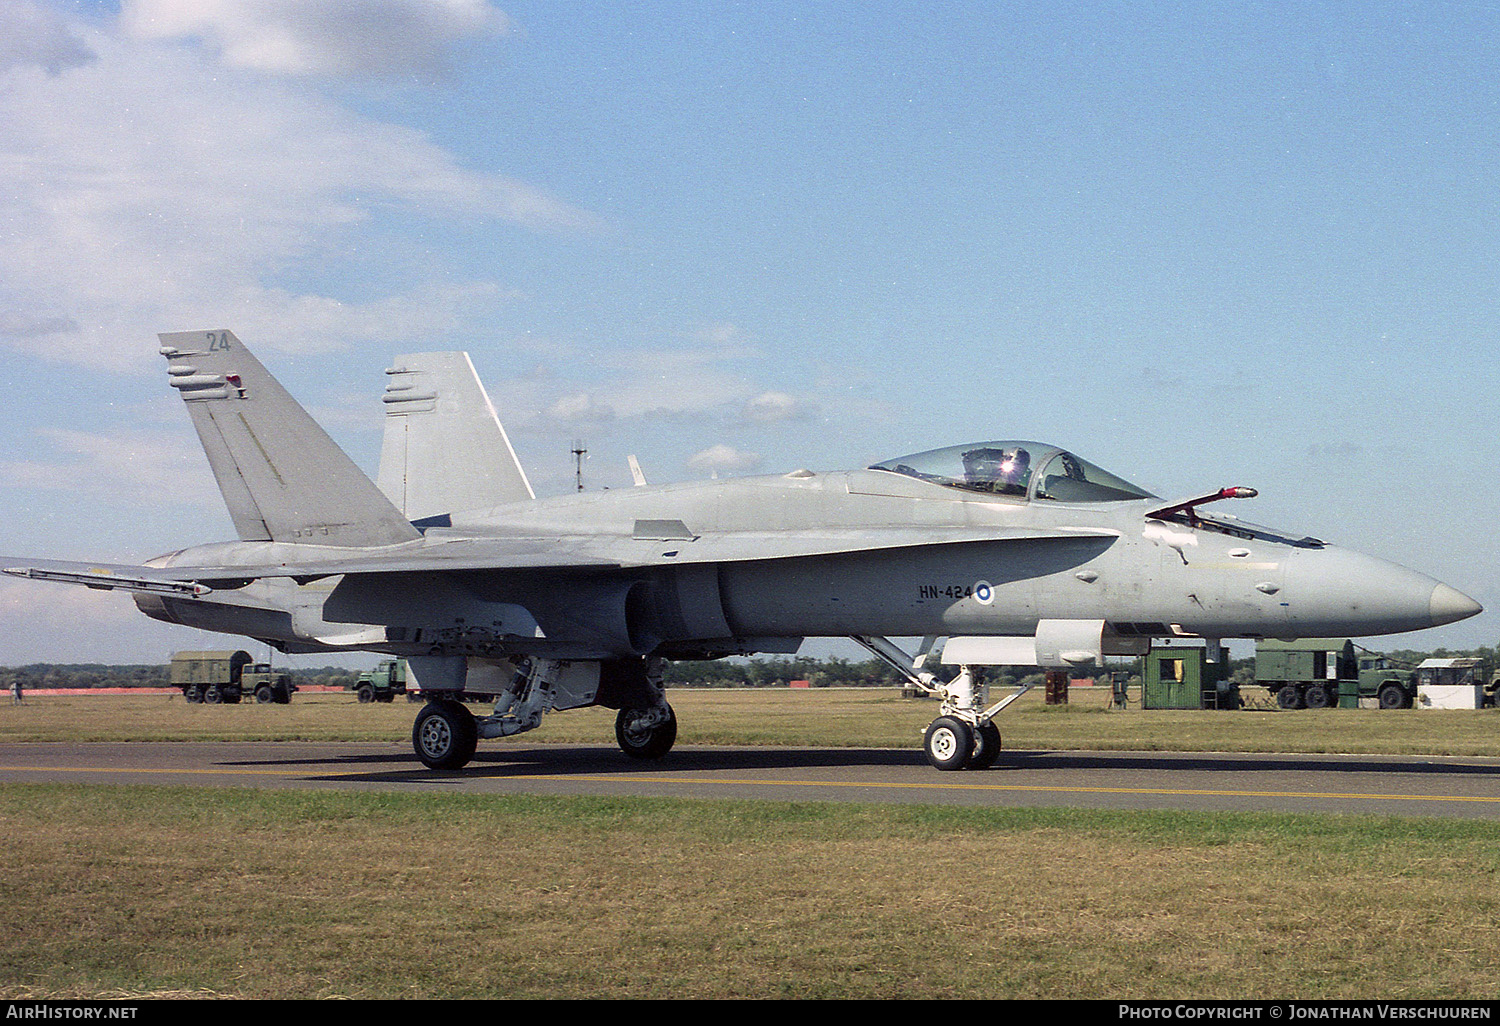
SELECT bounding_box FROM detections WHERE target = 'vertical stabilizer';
[377,352,534,523]
[160,330,421,548]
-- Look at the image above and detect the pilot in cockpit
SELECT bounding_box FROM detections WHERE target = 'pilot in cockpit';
[961,446,1030,496]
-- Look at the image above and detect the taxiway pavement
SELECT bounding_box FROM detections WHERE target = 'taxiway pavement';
[3,741,1500,818]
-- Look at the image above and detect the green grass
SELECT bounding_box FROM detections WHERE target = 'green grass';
[2,784,1500,1000]
[6,688,1500,999]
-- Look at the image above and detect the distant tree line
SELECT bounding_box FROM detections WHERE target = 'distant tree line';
[4,643,1497,690]
[664,656,911,688]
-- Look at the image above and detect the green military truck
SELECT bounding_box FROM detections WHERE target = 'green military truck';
[1358,651,1417,709]
[352,659,409,703]
[171,650,296,704]
[1254,639,1415,709]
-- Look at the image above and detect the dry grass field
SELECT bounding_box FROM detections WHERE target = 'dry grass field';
[4,687,1500,1000]
[3,785,1499,1000]
[7,685,1500,757]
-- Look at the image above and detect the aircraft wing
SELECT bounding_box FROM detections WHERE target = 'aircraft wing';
[1,524,1117,592]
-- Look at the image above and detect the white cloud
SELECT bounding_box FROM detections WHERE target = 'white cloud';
[0,4,598,372]
[0,427,219,509]
[121,0,509,79]
[743,390,812,424]
[686,444,762,474]
[526,343,818,429]
[546,392,609,424]
[0,2,94,76]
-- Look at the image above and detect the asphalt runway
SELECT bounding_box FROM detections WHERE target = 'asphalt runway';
[5,740,1500,818]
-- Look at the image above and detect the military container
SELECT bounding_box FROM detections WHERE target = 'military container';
[1142,643,1236,709]
[170,650,296,704]
[1254,639,1357,709]
[1255,639,1417,709]
[1413,658,1500,709]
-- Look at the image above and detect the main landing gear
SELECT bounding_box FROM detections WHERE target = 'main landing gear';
[412,699,479,770]
[409,657,680,771]
[616,703,678,760]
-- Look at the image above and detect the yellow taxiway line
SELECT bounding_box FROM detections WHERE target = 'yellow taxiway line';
[3,764,1500,805]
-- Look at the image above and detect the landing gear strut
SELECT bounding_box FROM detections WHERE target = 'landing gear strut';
[406,656,681,770]
[917,667,1021,771]
[612,657,676,760]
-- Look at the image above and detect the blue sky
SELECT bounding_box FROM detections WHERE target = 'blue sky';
[0,1,1495,664]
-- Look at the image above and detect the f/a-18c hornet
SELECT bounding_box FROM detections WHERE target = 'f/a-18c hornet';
[3,331,1482,770]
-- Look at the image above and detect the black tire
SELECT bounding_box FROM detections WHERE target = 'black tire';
[924,716,973,771]
[970,721,1002,771]
[1304,684,1332,709]
[412,701,479,770]
[254,686,274,704]
[1275,684,1303,710]
[1378,683,1409,710]
[185,685,203,704]
[356,684,375,704]
[203,685,222,705]
[615,704,677,760]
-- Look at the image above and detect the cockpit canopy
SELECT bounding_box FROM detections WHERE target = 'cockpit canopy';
[869,441,1155,504]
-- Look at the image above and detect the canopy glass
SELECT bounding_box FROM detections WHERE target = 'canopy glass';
[869,441,1155,503]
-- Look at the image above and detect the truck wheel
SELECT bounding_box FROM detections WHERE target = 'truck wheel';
[1304,684,1332,709]
[1378,684,1409,710]
[204,686,222,704]
[255,686,274,703]
[185,685,203,703]
[412,701,478,770]
[1275,684,1303,710]
[356,684,375,703]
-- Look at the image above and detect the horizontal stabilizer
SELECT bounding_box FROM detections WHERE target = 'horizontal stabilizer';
[160,330,420,548]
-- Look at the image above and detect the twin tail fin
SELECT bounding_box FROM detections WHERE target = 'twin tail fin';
[160,330,421,548]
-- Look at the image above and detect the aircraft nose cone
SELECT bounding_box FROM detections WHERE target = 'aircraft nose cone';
[1284,547,1482,637]
[1429,583,1483,627]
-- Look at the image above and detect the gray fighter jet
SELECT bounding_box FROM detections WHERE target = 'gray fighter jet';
[4,331,1482,770]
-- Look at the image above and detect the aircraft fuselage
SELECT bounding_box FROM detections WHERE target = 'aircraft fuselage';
[136,466,1475,662]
